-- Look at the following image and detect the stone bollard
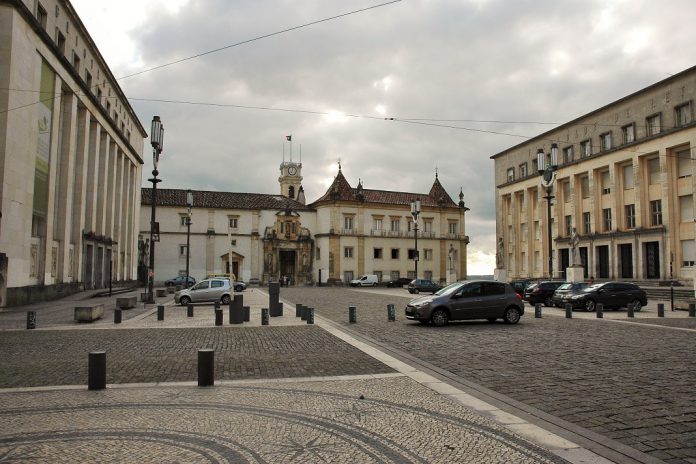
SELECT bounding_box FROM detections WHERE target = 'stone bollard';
[300,305,308,321]
[114,309,122,324]
[565,303,572,319]
[215,308,223,326]
[197,349,214,387]
[268,282,280,316]
[627,302,635,318]
[689,303,696,318]
[349,306,357,324]
[296,303,302,318]
[387,304,395,322]
[243,306,250,322]
[88,351,106,390]
[214,301,220,310]
[270,301,283,317]
[596,303,603,319]
[187,304,194,317]
[262,308,269,325]
[534,303,542,318]
[157,305,165,321]
[229,296,244,325]
[657,303,665,318]
[26,311,37,330]
[307,307,315,324]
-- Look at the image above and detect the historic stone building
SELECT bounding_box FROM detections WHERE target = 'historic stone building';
[141,161,470,285]
[492,66,696,282]
[0,0,147,305]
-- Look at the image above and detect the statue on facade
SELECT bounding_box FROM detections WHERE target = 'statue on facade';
[495,237,504,269]
[448,244,455,271]
[569,227,580,266]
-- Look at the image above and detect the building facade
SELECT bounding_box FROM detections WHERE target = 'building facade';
[492,66,696,282]
[0,0,147,305]
[141,162,470,285]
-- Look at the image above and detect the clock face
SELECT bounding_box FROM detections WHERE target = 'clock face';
[288,166,297,175]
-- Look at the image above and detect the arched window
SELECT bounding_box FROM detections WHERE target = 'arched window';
[288,186,295,198]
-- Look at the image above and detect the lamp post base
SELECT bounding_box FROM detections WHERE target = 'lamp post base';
[493,268,507,282]
[566,266,584,283]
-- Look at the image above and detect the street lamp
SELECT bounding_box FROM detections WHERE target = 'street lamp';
[185,189,193,288]
[410,200,421,280]
[537,143,558,279]
[147,116,164,303]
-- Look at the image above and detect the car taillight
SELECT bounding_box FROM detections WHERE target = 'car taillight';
[515,293,522,300]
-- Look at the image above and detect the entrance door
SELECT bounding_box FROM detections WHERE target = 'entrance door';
[279,250,296,283]
[597,245,609,279]
[619,244,633,278]
[96,246,104,288]
[645,241,660,279]
[559,249,569,278]
[579,247,588,278]
[84,244,93,289]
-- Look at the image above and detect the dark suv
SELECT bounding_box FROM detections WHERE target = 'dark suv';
[566,282,647,312]
[405,280,524,326]
[385,277,412,288]
[408,279,442,294]
[523,281,565,306]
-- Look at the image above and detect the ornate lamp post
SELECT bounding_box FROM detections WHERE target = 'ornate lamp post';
[410,200,421,280]
[185,189,193,288]
[147,116,164,303]
[537,143,558,279]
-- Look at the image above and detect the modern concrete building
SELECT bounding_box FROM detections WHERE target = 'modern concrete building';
[0,0,147,305]
[141,161,470,285]
[492,66,696,283]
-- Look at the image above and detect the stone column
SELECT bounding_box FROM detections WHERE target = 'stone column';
[71,108,90,282]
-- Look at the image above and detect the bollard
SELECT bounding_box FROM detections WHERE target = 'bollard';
[387,304,395,322]
[349,306,357,324]
[88,351,106,390]
[534,303,542,318]
[243,305,250,322]
[187,304,194,317]
[262,308,269,325]
[657,303,665,318]
[26,311,37,330]
[689,303,696,318]
[157,305,164,321]
[215,308,223,326]
[300,305,308,321]
[197,349,214,387]
[114,309,122,324]
[627,302,635,318]
[296,303,302,318]
[307,307,315,324]
[214,301,220,310]
[565,303,572,319]
[596,303,603,319]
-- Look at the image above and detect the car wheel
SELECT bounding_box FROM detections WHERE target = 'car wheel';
[373,282,378,287]
[431,309,448,327]
[487,317,497,323]
[235,285,243,292]
[544,297,552,307]
[221,294,231,305]
[630,299,642,312]
[503,307,521,324]
[413,289,420,294]
[584,299,596,312]
[180,296,191,306]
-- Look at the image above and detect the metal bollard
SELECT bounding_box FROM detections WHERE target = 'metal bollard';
[296,303,302,318]
[565,303,572,319]
[197,349,214,387]
[657,303,665,318]
[534,303,542,318]
[187,304,194,317]
[300,305,308,321]
[215,308,223,326]
[157,305,164,321]
[243,306,250,322]
[387,304,395,322]
[262,308,269,325]
[307,307,315,324]
[689,303,696,318]
[349,306,357,323]
[114,309,122,324]
[26,311,37,330]
[627,302,635,318]
[596,303,603,318]
[88,351,106,390]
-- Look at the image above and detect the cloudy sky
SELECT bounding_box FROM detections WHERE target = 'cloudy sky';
[71,0,696,275]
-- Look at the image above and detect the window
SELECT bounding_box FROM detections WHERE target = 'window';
[675,102,692,127]
[565,215,572,236]
[650,200,662,226]
[563,146,574,164]
[581,176,590,199]
[562,181,571,203]
[622,124,635,144]
[230,240,236,246]
[532,159,538,172]
[375,271,382,282]
[56,29,66,54]
[583,212,591,234]
[344,247,354,258]
[406,271,416,279]
[423,220,432,233]
[646,114,661,136]
[316,248,320,260]
[391,248,399,259]
[648,158,661,185]
[390,219,400,232]
[623,164,634,189]
[343,216,353,230]
[374,248,383,259]
[625,204,636,229]
[179,245,187,256]
[580,140,592,158]
[507,168,515,182]
[680,195,693,222]
[519,162,528,177]
[534,221,540,240]
[677,150,692,178]
[343,271,354,282]
[37,3,47,29]
[682,240,695,267]
[97,87,102,104]
[229,217,238,228]
[601,171,610,194]
[407,249,417,259]
[85,70,92,90]
[424,249,433,260]
[106,101,111,117]
[423,270,432,280]
[373,218,382,231]
[602,208,612,231]
[448,222,457,234]
[534,251,541,271]
[288,186,295,199]
[390,271,400,280]
[600,132,612,151]
[179,215,189,226]
[73,52,81,73]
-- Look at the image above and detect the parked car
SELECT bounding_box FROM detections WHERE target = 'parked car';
[385,277,412,288]
[175,278,233,305]
[248,277,261,286]
[523,281,565,306]
[234,281,247,292]
[164,275,196,287]
[350,274,379,287]
[550,282,589,307]
[408,279,442,294]
[405,280,524,326]
[509,279,530,296]
[566,282,647,312]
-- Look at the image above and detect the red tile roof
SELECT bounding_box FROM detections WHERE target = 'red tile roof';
[141,188,313,211]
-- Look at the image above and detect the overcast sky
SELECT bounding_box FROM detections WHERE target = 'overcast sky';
[71,0,696,275]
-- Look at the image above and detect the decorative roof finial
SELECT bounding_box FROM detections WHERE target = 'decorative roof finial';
[338,158,342,172]
[435,167,438,179]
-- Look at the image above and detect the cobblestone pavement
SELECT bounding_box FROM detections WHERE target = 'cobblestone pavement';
[0,376,568,463]
[280,287,696,464]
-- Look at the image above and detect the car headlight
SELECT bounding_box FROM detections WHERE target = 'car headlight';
[414,301,431,308]
[570,294,583,300]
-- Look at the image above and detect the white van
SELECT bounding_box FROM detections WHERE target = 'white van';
[350,274,379,287]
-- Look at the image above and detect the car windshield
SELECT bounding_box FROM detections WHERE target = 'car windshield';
[435,282,464,297]
[558,283,572,290]
[581,284,603,293]
[526,283,538,291]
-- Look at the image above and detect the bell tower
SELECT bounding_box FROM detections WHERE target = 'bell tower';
[279,161,303,202]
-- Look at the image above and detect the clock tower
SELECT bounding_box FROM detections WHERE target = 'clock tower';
[279,161,303,202]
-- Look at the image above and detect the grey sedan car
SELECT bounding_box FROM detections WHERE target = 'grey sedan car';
[405,280,525,326]
[175,278,233,305]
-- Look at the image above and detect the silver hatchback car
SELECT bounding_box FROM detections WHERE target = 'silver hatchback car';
[175,278,233,305]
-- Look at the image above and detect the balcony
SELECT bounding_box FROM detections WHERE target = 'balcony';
[341,228,356,235]
[370,229,387,236]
